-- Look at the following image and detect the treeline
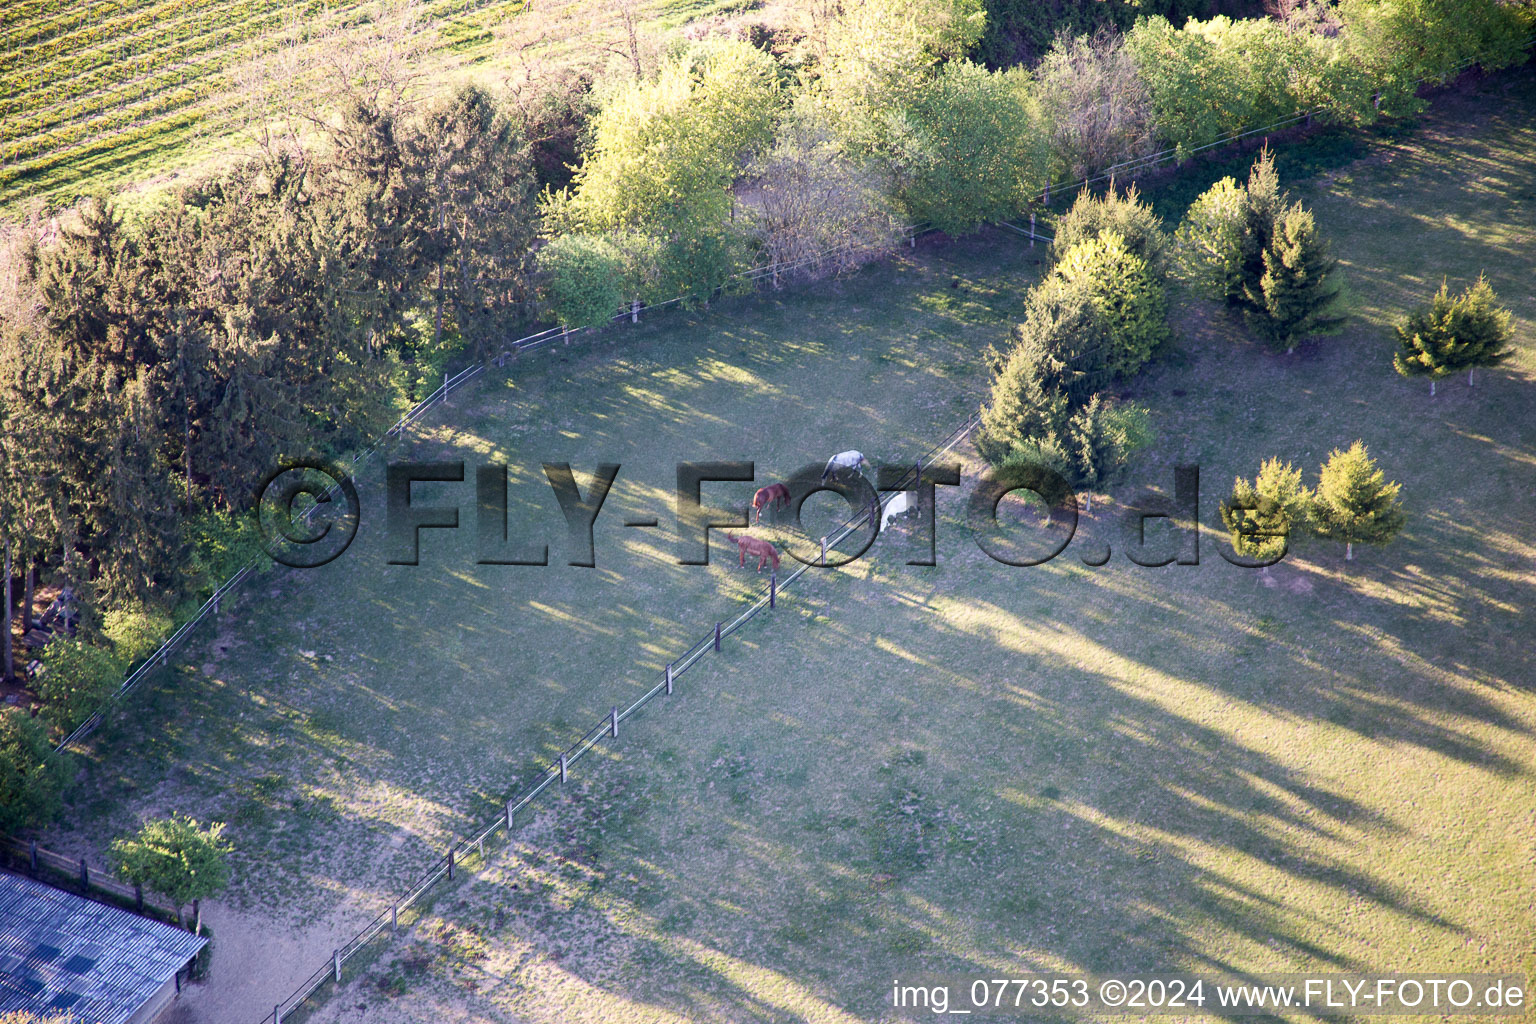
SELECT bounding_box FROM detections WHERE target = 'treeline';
[535,0,1532,330]
[0,82,548,744]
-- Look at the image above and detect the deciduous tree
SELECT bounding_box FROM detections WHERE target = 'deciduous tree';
[0,707,67,834]
[111,815,233,934]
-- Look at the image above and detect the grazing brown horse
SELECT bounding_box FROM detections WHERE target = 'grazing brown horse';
[752,483,791,522]
[725,533,781,572]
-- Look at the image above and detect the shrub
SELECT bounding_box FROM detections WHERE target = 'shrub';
[1339,0,1532,115]
[1035,29,1158,182]
[1125,16,1296,158]
[745,108,901,283]
[892,61,1049,234]
[0,707,68,833]
[651,224,751,309]
[537,234,626,333]
[552,38,780,235]
[35,638,124,733]
[183,508,268,598]
[102,607,174,665]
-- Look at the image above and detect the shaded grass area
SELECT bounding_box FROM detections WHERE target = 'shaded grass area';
[297,68,1536,1024]
[49,230,1047,920]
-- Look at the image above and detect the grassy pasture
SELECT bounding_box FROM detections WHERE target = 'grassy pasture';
[50,229,1046,919]
[273,72,1535,1024]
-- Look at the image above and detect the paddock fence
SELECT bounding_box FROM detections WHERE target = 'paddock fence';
[0,834,183,922]
[254,409,982,1024]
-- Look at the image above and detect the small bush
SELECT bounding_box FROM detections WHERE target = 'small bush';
[0,707,70,833]
[102,607,174,665]
[35,639,123,733]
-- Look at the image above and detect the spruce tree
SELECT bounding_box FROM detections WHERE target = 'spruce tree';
[1220,457,1309,563]
[1235,145,1285,315]
[1453,275,1516,386]
[1052,232,1171,380]
[977,338,1070,467]
[1310,441,1406,561]
[1061,395,1153,513]
[1393,275,1515,394]
[1053,184,1171,277]
[1251,205,1345,353]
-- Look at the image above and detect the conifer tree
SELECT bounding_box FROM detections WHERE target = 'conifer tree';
[1053,183,1170,277]
[1061,395,1153,513]
[1235,145,1285,316]
[976,337,1070,467]
[1251,205,1345,353]
[1052,231,1171,380]
[1220,457,1310,563]
[1393,275,1515,394]
[1310,441,1405,561]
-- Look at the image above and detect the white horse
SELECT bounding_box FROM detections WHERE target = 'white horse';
[820,450,867,482]
[879,490,911,530]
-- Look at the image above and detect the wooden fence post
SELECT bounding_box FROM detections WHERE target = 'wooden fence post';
[333,949,341,983]
[820,537,827,566]
[665,663,674,695]
[447,848,455,881]
[275,1004,282,1024]
[391,904,398,931]
[769,572,776,609]
[610,706,619,738]
[79,857,88,891]
[1030,213,1036,247]
[559,753,568,784]
[505,799,515,831]
[713,623,721,652]
[30,840,37,875]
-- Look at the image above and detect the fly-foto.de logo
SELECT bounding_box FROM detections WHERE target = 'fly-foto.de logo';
[253,458,1290,571]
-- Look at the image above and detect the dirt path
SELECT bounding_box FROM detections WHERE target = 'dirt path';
[161,900,379,1024]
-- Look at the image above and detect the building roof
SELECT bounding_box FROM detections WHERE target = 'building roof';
[0,870,207,1023]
